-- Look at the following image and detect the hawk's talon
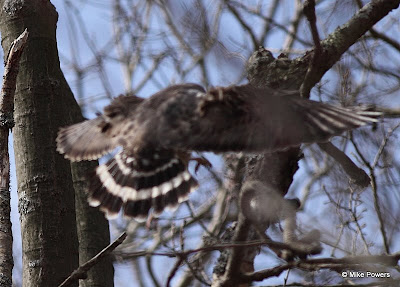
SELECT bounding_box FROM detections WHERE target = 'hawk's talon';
[190,156,212,174]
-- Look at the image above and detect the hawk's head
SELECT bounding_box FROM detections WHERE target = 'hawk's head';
[100,94,143,132]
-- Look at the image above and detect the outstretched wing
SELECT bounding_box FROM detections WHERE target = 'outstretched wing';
[155,84,381,152]
[56,117,118,161]
[56,94,144,161]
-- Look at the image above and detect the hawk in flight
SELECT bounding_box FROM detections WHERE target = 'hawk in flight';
[57,84,380,220]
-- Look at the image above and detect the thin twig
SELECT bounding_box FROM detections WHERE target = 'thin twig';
[350,135,389,254]
[166,257,184,287]
[371,123,400,168]
[303,0,321,55]
[300,0,322,98]
[348,187,371,255]
[58,232,127,287]
[282,0,304,52]
[225,1,259,49]
[241,252,400,283]
[260,0,280,44]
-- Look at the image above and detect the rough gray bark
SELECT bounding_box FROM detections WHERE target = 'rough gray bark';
[0,143,12,287]
[71,159,114,287]
[0,0,79,286]
[0,1,113,286]
[53,19,114,287]
[54,75,114,287]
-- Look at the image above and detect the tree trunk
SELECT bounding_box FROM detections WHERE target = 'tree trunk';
[0,132,12,287]
[72,159,114,287]
[0,0,114,286]
[0,0,79,286]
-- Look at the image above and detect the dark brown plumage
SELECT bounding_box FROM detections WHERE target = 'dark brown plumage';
[56,83,381,220]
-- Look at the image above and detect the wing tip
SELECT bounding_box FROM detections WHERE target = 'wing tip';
[56,119,116,162]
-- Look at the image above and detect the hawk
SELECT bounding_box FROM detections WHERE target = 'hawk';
[57,84,380,220]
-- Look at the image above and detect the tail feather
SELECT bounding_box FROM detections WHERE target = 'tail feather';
[149,178,197,216]
[87,172,123,219]
[123,199,152,222]
[56,117,117,161]
[88,150,197,220]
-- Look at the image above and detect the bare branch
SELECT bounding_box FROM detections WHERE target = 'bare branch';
[301,0,322,97]
[350,135,390,253]
[300,0,400,94]
[241,252,400,283]
[0,28,29,287]
[318,142,370,187]
[0,29,29,123]
[58,232,127,287]
[225,1,259,49]
[282,0,304,52]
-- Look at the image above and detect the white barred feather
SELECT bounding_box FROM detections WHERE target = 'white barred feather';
[56,118,117,161]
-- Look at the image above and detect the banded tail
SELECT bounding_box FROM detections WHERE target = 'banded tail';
[88,150,197,220]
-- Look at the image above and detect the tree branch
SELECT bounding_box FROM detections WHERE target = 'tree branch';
[240,252,400,283]
[0,28,29,287]
[0,29,29,126]
[300,0,322,97]
[58,232,127,287]
[318,142,370,187]
[301,0,400,94]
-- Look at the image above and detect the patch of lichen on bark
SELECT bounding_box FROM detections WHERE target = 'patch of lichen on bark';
[246,47,311,90]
